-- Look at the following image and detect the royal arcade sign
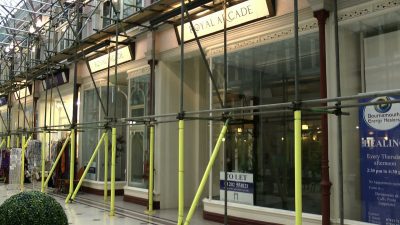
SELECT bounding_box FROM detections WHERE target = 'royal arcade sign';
[176,0,274,42]
[88,46,133,73]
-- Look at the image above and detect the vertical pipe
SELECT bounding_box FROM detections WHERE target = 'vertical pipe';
[44,135,71,188]
[294,110,302,225]
[0,139,5,148]
[314,9,331,225]
[65,129,75,202]
[223,0,228,223]
[294,0,300,101]
[7,135,10,148]
[294,1,302,224]
[41,131,46,192]
[104,129,109,202]
[178,0,185,223]
[178,120,184,225]
[20,135,26,190]
[148,125,155,213]
[334,1,344,224]
[71,133,106,200]
[208,59,213,200]
[16,136,20,148]
[110,127,117,216]
[114,12,119,119]
[184,120,229,225]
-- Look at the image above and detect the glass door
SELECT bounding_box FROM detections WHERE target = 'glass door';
[128,75,149,188]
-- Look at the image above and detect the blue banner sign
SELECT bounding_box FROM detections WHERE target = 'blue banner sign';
[42,70,69,90]
[0,96,7,107]
[360,96,400,224]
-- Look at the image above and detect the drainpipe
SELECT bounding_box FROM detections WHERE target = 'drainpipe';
[314,9,331,225]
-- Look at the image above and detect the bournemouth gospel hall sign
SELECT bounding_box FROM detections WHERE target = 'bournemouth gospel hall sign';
[176,0,274,42]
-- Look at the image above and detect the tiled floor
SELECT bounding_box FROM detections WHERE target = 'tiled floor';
[0,184,220,225]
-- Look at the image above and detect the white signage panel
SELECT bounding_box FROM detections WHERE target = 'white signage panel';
[220,172,254,205]
[177,0,271,42]
[88,46,132,73]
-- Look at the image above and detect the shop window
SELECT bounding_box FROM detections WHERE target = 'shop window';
[210,32,321,214]
[81,86,127,182]
[128,75,149,188]
[338,5,400,222]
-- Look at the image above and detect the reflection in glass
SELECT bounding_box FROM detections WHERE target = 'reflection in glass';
[211,32,321,214]
[129,75,149,188]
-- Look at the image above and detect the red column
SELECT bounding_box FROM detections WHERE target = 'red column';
[314,9,331,225]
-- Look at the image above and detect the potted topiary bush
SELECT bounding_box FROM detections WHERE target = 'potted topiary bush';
[0,191,68,225]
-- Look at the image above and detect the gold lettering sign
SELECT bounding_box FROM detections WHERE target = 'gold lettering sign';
[88,46,132,73]
[177,0,271,42]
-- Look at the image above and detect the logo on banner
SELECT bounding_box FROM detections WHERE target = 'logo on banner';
[359,96,400,224]
[363,96,400,130]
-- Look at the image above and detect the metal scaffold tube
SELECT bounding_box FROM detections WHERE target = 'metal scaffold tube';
[294,110,302,225]
[294,1,302,224]
[65,129,76,202]
[146,125,155,214]
[70,132,107,201]
[7,135,10,149]
[178,0,185,223]
[44,134,71,189]
[178,120,185,225]
[104,130,109,202]
[184,119,229,225]
[110,127,117,216]
[334,0,344,224]
[0,139,5,148]
[20,135,26,191]
[41,131,46,192]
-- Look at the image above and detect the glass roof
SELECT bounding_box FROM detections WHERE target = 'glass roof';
[0,0,22,18]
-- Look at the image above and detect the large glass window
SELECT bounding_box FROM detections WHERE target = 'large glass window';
[210,32,322,214]
[81,85,127,182]
[128,75,149,188]
[338,5,400,222]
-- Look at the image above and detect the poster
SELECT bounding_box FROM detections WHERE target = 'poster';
[360,96,400,224]
[220,172,253,205]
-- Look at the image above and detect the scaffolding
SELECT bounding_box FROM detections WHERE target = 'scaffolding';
[0,0,398,225]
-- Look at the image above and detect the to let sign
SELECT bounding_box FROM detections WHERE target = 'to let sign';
[220,172,254,205]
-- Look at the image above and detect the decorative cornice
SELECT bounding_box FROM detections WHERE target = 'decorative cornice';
[208,19,318,57]
[338,0,400,22]
[207,0,400,58]
[127,65,151,78]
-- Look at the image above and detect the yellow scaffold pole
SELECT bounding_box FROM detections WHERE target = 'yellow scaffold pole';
[184,119,229,225]
[20,134,32,190]
[110,127,117,216]
[177,120,184,225]
[65,129,76,202]
[41,131,46,192]
[23,135,32,149]
[0,139,5,148]
[70,132,106,201]
[44,134,71,189]
[7,135,10,148]
[104,130,109,202]
[294,110,302,225]
[20,135,26,191]
[16,136,20,148]
[145,125,155,215]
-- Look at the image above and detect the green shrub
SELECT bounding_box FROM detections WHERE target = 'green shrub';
[0,191,68,225]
